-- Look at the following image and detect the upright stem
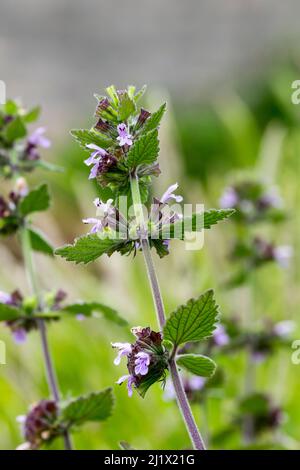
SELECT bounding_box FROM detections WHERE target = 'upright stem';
[20,226,73,450]
[130,173,206,450]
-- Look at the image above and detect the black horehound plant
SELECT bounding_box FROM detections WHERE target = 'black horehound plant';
[0,99,127,450]
[56,85,235,450]
[218,178,293,447]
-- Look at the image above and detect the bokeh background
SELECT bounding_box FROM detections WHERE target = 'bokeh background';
[0,0,300,450]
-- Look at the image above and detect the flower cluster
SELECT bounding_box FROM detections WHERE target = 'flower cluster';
[220,180,284,224]
[209,316,294,363]
[235,393,283,436]
[112,327,169,397]
[221,179,293,287]
[17,400,62,450]
[0,99,51,178]
[0,288,67,343]
[0,177,29,236]
[231,236,293,273]
[71,85,162,195]
[82,183,183,258]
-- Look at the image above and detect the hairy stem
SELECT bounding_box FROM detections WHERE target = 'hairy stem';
[130,173,206,450]
[20,226,73,450]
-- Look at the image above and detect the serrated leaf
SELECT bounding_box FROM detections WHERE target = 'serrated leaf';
[141,103,166,134]
[160,209,235,239]
[70,129,112,150]
[61,302,127,326]
[61,388,113,427]
[3,100,19,116]
[55,234,122,264]
[23,106,41,123]
[134,85,147,103]
[177,354,216,378]
[29,228,53,256]
[106,85,119,106]
[19,184,50,217]
[118,92,136,121]
[163,289,219,346]
[126,129,159,169]
[0,303,22,321]
[4,116,26,142]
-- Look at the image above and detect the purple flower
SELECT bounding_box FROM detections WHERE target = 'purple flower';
[82,217,103,234]
[273,245,293,268]
[136,108,151,128]
[76,314,86,322]
[273,320,295,337]
[259,187,283,209]
[28,127,51,149]
[220,187,238,209]
[116,374,136,397]
[84,144,107,179]
[189,376,206,390]
[15,178,29,197]
[160,183,183,204]
[251,351,267,363]
[213,325,229,347]
[117,123,133,147]
[164,375,205,401]
[12,329,27,344]
[112,342,132,365]
[82,198,115,234]
[134,351,150,375]
[0,291,11,304]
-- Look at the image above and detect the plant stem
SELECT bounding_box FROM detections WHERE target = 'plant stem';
[20,226,73,450]
[130,173,206,450]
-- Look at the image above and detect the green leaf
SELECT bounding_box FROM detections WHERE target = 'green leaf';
[61,302,127,326]
[0,303,22,321]
[134,85,147,103]
[106,85,119,106]
[29,228,53,256]
[119,441,135,450]
[23,106,41,123]
[4,116,27,142]
[19,184,50,217]
[126,129,159,169]
[118,92,136,121]
[177,354,216,378]
[3,100,19,116]
[163,289,219,347]
[55,234,122,264]
[70,129,112,150]
[141,103,166,134]
[160,209,235,239]
[61,389,114,427]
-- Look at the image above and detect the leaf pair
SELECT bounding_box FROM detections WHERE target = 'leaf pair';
[164,289,219,378]
[55,208,234,264]
[0,299,127,327]
[19,184,54,256]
